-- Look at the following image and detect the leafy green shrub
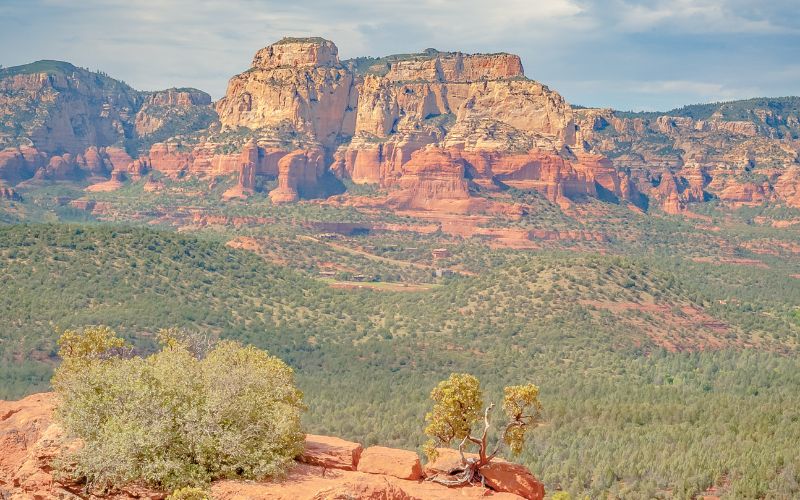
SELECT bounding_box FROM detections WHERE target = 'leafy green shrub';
[52,326,305,492]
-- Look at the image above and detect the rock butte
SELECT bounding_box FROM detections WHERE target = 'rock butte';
[1,39,799,213]
[0,393,544,499]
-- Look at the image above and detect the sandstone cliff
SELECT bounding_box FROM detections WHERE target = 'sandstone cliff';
[3,45,799,216]
[0,61,214,186]
[211,37,606,208]
[575,99,800,211]
[215,37,354,149]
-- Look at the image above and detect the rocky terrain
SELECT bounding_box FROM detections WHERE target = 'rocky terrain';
[0,38,799,217]
[0,60,215,186]
[575,100,800,213]
[0,393,544,499]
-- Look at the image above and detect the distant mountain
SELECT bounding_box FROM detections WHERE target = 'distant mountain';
[1,42,798,215]
[0,60,215,184]
[615,96,800,138]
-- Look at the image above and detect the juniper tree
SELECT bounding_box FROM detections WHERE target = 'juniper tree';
[423,373,543,486]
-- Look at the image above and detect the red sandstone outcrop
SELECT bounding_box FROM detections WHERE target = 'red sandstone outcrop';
[0,147,47,184]
[0,393,544,500]
[148,138,287,182]
[222,161,256,200]
[385,147,472,212]
[0,66,140,155]
[481,462,545,500]
[252,37,340,69]
[216,38,354,148]
[774,166,800,208]
[6,43,798,218]
[299,434,363,471]
[270,148,325,204]
[575,106,800,212]
[86,169,126,192]
[213,37,617,213]
[0,182,21,200]
[358,446,423,480]
[381,51,524,83]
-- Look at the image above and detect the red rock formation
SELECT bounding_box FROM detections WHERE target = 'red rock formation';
[717,181,771,205]
[0,182,21,200]
[214,37,596,214]
[0,146,46,184]
[384,51,524,83]
[0,393,72,498]
[103,147,133,172]
[251,37,340,69]
[222,161,256,200]
[85,169,126,192]
[481,461,546,500]
[358,446,423,480]
[270,148,325,204]
[216,38,354,148]
[0,68,139,155]
[148,138,288,183]
[774,166,800,208]
[657,174,687,214]
[298,434,362,471]
[385,147,472,212]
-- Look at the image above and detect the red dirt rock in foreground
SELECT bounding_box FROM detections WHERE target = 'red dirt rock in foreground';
[299,434,362,471]
[0,393,544,499]
[358,445,423,480]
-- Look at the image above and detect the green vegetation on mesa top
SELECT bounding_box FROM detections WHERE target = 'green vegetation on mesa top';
[273,36,333,45]
[344,48,517,77]
[616,96,800,121]
[0,60,134,92]
[1,223,799,498]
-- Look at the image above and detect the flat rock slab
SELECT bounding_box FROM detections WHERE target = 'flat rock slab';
[358,445,423,480]
[298,434,363,471]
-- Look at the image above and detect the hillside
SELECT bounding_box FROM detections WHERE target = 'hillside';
[1,223,798,498]
[1,35,800,500]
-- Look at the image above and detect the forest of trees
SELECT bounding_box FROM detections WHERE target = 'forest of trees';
[1,223,799,498]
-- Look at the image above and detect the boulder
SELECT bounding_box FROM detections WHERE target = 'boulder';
[480,461,545,500]
[310,479,413,500]
[358,446,422,480]
[299,434,363,471]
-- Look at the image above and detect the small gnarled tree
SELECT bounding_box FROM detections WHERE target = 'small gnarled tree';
[423,373,543,486]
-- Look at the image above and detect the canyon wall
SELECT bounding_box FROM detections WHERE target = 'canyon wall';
[576,105,800,210]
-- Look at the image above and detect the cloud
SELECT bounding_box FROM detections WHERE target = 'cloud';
[0,0,797,109]
[631,80,759,99]
[613,0,799,34]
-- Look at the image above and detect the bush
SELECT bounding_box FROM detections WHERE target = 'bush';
[52,327,305,492]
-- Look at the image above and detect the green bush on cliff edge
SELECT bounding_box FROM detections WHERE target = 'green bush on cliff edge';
[51,326,306,493]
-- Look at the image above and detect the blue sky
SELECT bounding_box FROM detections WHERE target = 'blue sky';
[1,0,798,111]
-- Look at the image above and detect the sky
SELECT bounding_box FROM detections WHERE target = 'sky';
[0,0,798,111]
